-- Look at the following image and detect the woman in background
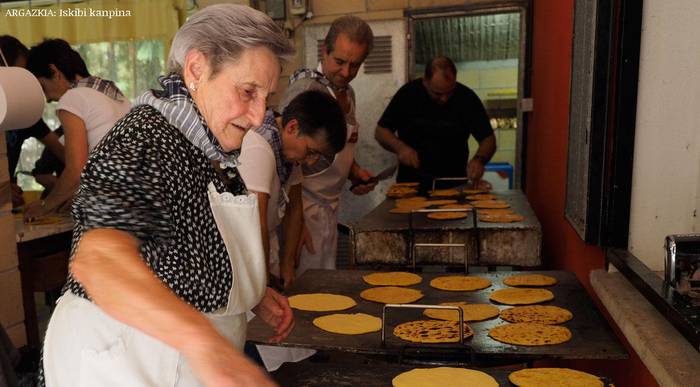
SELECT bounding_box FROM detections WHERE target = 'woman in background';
[24,38,130,220]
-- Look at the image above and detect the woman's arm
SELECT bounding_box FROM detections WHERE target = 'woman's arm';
[253,191,271,277]
[73,228,275,386]
[24,110,86,219]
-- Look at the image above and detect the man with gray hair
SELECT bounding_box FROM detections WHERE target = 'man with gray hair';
[277,15,376,287]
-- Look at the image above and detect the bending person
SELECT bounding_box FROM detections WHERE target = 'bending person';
[41,5,295,386]
[24,39,130,220]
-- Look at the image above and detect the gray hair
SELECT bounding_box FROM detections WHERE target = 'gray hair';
[324,15,374,54]
[168,4,294,76]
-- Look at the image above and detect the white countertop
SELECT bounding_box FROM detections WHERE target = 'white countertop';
[15,215,73,243]
[590,269,700,387]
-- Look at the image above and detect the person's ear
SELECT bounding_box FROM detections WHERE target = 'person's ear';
[284,118,300,136]
[183,49,208,89]
[48,64,61,80]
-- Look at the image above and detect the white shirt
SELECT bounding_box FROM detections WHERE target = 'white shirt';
[57,87,131,150]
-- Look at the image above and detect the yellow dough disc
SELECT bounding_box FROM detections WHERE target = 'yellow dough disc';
[430,276,492,291]
[508,368,604,387]
[312,313,382,335]
[489,323,572,346]
[288,293,357,312]
[423,302,500,322]
[392,367,499,387]
[471,200,510,209]
[363,272,423,286]
[426,212,468,220]
[360,286,424,304]
[503,274,558,287]
[500,305,573,325]
[479,213,525,223]
[489,288,554,305]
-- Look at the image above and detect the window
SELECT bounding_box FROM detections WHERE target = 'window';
[15,39,164,191]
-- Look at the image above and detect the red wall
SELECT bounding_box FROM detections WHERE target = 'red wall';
[526,1,658,386]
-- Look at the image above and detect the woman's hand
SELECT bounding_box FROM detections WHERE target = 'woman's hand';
[184,334,277,387]
[252,287,294,343]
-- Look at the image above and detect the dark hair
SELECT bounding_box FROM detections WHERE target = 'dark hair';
[324,15,374,54]
[0,35,29,67]
[26,38,90,80]
[282,90,347,157]
[425,56,457,80]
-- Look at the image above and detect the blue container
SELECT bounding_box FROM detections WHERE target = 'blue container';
[484,162,514,189]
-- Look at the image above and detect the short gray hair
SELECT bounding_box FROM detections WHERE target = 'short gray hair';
[324,15,374,54]
[168,4,294,76]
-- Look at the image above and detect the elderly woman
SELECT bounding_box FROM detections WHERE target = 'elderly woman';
[24,38,131,220]
[41,5,294,387]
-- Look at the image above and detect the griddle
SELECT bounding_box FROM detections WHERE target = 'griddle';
[247,269,628,360]
[349,190,542,267]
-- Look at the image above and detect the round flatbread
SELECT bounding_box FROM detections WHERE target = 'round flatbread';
[395,196,427,206]
[288,293,357,312]
[387,186,418,198]
[489,288,554,305]
[465,193,496,201]
[471,200,510,209]
[393,367,499,387]
[393,182,420,187]
[462,188,489,195]
[504,274,558,287]
[394,320,473,343]
[363,271,422,286]
[477,208,514,215]
[312,313,382,335]
[429,189,461,197]
[423,302,500,322]
[390,203,430,213]
[500,305,573,324]
[509,368,604,387]
[479,214,525,223]
[427,212,468,220]
[439,203,473,210]
[360,286,424,304]
[489,323,572,346]
[424,199,459,206]
[430,276,492,291]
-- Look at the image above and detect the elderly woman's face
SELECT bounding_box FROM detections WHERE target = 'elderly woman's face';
[195,47,280,152]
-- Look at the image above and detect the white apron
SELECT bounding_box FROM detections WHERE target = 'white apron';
[43,183,267,387]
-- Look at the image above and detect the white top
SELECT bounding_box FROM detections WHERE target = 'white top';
[238,131,302,262]
[57,87,131,150]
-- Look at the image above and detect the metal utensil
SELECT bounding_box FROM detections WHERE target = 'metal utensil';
[349,163,397,190]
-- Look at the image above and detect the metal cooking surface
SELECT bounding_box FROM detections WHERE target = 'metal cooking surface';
[351,190,539,232]
[247,269,627,360]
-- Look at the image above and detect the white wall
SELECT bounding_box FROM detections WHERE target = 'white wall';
[628,0,700,270]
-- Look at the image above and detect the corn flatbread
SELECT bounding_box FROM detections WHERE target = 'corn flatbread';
[479,213,525,223]
[424,199,458,206]
[312,313,382,335]
[477,208,514,215]
[500,305,573,324]
[395,196,427,206]
[509,368,604,387]
[465,193,496,201]
[387,186,418,198]
[489,288,554,305]
[393,182,420,187]
[439,203,473,210]
[429,189,461,197]
[430,276,492,291]
[489,323,572,346]
[426,212,468,220]
[363,271,423,286]
[360,286,424,304]
[424,302,500,322]
[462,188,489,195]
[392,367,499,387]
[471,200,510,209]
[390,203,431,213]
[394,320,473,343]
[288,293,357,312]
[504,274,558,287]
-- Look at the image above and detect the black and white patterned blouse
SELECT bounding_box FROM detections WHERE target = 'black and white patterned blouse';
[65,105,246,312]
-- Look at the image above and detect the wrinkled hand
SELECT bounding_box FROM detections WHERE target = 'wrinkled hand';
[10,184,24,208]
[184,334,277,387]
[466,158,486,185]
[350,168,377,195]
[252,287,295,343]
[23,200,50,222]
[397,144,420,169]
